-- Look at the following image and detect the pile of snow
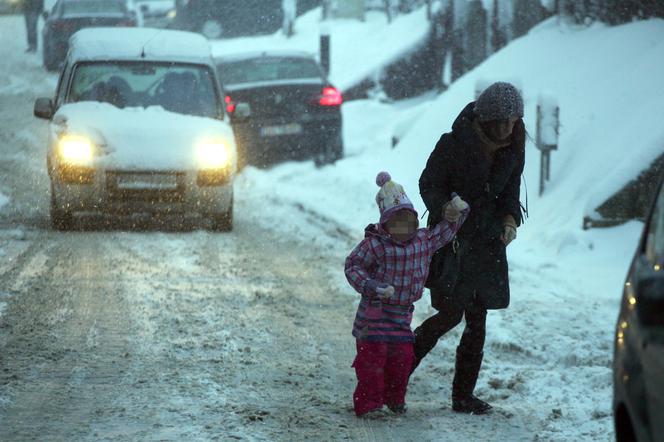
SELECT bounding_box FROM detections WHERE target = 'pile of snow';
[235,17,664,440]
[397,18,664,243]
[54,102,235,170]
[69,27,212,62]
[212,6,430,92]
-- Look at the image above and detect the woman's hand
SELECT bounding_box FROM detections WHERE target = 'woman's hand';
[501,215,517,246]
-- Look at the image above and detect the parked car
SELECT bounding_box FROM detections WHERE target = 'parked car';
[613,174,664,441]
[33,27,237,231]
[132,0,175,28]
[42,0,139,71]
[174,0,282,39]
[215,51,343,168]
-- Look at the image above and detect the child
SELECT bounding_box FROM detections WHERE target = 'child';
[345,171,469,417]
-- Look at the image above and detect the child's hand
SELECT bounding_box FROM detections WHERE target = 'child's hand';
[442,195,469,222]
[375,283,395,300]
[443,203,462,222]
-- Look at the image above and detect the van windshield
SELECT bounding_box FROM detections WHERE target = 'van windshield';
[68,62,221,119]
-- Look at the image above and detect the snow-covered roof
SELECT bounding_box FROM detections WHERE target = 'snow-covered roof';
[69,28,213,64]
[214,50,316,63]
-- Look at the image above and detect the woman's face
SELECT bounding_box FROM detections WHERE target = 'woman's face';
[482,117,519,141]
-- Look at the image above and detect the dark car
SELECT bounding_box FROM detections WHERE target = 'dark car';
[42,0,138,71]
[613,174,664,442]
[173,0,282,39]
[216,52,343,168]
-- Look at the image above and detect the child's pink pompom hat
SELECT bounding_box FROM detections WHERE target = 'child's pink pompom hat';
[375,171,417,224]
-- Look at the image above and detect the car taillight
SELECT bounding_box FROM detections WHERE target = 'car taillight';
[225,95,236,114]
[319,87,343,106]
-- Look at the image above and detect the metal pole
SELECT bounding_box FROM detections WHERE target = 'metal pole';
[540,151,546,196]
[320,33,330,77]
[384,0,393,23]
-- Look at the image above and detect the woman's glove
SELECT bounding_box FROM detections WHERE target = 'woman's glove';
[501,215,517,246]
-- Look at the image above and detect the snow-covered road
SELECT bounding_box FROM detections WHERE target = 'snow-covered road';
[0,14,636,441]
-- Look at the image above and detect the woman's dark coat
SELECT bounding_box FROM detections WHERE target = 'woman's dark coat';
[420,102,525,310]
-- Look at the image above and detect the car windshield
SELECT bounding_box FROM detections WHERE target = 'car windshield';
[68,62,220,119]
[62,0,127,15]
[218,57,322,85]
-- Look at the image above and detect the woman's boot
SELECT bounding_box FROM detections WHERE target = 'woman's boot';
[451,347,492,414]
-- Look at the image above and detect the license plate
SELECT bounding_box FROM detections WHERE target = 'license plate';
[260,123,303,137]
[116,173,178,190]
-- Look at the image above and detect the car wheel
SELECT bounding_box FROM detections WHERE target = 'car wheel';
[201,20,223,39]
[331,136,344,162]
[314,136,343,168]
[42,44,59,72]
[209,198,233,232]
[50,185,73,231]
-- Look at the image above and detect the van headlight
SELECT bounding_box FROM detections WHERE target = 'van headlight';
[196,140,231,170]
[58,135,94,166]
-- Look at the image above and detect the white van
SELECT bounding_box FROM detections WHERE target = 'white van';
[34,27,237,231]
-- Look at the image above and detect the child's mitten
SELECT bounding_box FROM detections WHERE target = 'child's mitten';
[451,194,469,211]
[375,283,395,300]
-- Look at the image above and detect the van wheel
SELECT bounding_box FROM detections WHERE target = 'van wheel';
[201,20,223,39]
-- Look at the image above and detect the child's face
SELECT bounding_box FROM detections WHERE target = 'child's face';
[385,210,418,242]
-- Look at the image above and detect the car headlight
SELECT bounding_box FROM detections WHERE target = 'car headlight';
[196,140,231,169]
[58,135,94,165]
[167,9,177,19]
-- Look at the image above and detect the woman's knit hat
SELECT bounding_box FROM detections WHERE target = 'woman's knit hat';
[375,171,416,224]
[474,82,524,122]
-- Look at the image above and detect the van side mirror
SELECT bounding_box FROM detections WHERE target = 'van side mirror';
[636,270,664,328]
[34,98,54,120]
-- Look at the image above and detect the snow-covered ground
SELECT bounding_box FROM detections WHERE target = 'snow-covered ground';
[0,8,662,441]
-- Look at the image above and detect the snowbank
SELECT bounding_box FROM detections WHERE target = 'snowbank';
[69,27,212,62]
[398,18,664,240]
[211,7,430,92]
[241,17,664,251]
[53,102,235,170]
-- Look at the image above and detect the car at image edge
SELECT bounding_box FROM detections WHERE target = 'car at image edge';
[33,27,237,231]
[613,174,664,441]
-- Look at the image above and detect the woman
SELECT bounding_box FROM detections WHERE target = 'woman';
[414,82,526,415]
